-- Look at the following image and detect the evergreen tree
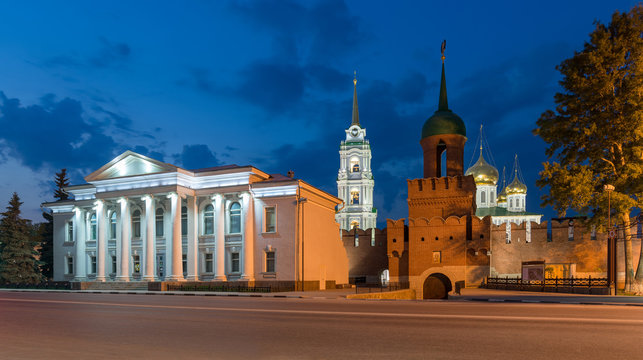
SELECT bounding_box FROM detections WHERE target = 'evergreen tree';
[54,168,70,201]
[38,168,70,279]
[535,5,643,293]
[0,193,43,284]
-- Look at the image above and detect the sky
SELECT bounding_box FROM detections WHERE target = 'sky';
[0,0,638,227]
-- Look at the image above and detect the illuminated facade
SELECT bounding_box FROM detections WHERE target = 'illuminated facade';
[336,76,377,230]
[43,151,349,289]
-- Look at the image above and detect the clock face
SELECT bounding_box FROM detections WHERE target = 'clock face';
[350,128,359,137]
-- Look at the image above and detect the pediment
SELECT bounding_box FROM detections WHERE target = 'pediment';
[85,151,177,182]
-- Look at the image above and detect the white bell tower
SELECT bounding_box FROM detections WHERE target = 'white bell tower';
[336,73,377,230]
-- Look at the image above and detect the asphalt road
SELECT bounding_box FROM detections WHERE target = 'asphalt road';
[1,291,642,359]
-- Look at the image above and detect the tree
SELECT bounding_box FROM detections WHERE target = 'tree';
[0,193,43,284]
[38,168,70,279]
[535,5,643,293]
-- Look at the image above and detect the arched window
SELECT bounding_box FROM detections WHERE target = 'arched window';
[90,213,97,240]
[351,190,359,205]
[156,208,164,237]
[491,190,495,201]
[481,191,486,203]
[181,206,187,236]
[229,202,241,233]
[203,204,214,235]
[350,158,360,173]
[509,199,513,208]
[110,212,117,239]
[132,210,141,238]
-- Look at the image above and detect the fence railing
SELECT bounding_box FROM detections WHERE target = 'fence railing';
[355,283,403,294]
[485,276,608,294]
[1,281,71,290]
[166,284,271,293]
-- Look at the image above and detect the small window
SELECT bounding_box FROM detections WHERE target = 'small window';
[265,251,275,273]
[133,255,141,274]
[181,206,187,236]
[392,238,397,243]
[568,220,574,241]
[231,252,240,273]
[66,220,74,242]
[90,255,97,274]
[111,255,117,274]
[90,213,97,240]
[205,253,213,273]
[264,206,276,233]
[229,202,241,234]
[351,190,359,205]
[156,208,164,237]
[352,163,360,172]
[480,234,484,239]
[110,212,117,239]
[132,210,141,238]
[66,257,74,275]
[203,204,214,235]
[350,158,360,172]
[481,191,486,203]
[435,236,439,241]
[421,237,425,242]
[182,254,187,276]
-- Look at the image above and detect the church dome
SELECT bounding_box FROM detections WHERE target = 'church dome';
[421,62,466,139]
[465,153,498,185]
[506,176,527,195]
[497,187,507,203]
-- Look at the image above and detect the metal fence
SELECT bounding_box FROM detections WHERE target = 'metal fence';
[485,276,608,294]
[1,281,71,290]
[355,283,403,294]
[166,284,272,293]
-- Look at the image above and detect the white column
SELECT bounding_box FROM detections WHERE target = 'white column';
[96,200,107,281]
[74,208,86,281]
[143,195,156,281]
[117,199,130,281]
[186,195,198,281]
[241,192,255,281]
[166,192,184,281]
[214,194,226,281]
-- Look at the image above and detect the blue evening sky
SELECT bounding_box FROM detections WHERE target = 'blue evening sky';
[0,0,637,226]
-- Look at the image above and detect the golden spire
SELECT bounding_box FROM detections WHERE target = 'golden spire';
[351,70,360,126]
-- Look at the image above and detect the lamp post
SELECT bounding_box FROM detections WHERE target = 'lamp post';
[603,184,615,295]
[298,197,308,291]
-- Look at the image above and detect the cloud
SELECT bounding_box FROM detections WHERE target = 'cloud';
[174,144,221,170]
[0,91,119,172]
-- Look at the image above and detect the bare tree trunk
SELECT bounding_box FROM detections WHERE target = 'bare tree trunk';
[620,213,634,292]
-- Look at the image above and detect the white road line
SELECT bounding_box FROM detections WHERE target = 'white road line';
[1,297,641,325]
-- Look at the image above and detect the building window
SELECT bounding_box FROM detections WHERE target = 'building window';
[509,199,513,208]
[265,251,275,273]
[181,206,187,236]
[90,255,97,274]
[111,255,117,274]
[156,208,164,237]
[110,212,117,239]
[491,190,495,201]
[432,251,441,263]
[481,191,486,204]
[90,213,97,240]
[264,206,276,233]
[350,157,360,172]
[351,190,359,205]
[182,254,187,276]
[568,220,574,241]
[66,256,74,275]
[132,210,141,238]
[133,255,141,274]
[204,253,213,273]
[231,252,240,273]
[203,204,214,235]
[67,220,74,242]
[229,202,241,234]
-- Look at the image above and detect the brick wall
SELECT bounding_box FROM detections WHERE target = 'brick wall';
[341,227,388,284]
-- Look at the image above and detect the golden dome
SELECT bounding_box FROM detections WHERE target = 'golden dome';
[497,187,507,203]
[465,152,499,185]
[506,175,527,195]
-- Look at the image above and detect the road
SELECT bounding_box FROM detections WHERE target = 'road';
[1,291,641,359]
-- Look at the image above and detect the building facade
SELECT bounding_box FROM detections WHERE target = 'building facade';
[336,76,377,230]
[43,151,349,290]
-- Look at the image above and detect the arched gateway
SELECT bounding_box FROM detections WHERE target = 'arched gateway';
[422,273,452,299]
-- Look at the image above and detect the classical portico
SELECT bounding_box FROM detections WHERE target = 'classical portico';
[44,150,349,289]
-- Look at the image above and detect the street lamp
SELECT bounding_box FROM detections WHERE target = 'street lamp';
[603,184,615,296]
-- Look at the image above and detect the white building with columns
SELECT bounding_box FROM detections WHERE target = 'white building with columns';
[336,76,377,230]
[43,151,349,290]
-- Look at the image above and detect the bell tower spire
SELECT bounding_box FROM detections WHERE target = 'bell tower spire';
[351,70,360,126]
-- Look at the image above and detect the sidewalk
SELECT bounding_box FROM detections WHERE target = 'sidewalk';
[450,287,643,306]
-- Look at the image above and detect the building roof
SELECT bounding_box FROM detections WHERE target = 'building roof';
[421,62,466,139]
[476,207,542,218]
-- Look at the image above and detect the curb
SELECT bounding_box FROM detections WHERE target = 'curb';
[0,288,304,299]
[461,297,643,307]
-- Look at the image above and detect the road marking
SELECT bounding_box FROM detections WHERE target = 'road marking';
[1,297,642,325]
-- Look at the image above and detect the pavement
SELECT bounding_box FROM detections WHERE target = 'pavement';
[2,287,642,306]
